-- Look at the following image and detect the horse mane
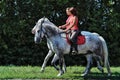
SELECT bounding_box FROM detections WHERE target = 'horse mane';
[43,18,62,36]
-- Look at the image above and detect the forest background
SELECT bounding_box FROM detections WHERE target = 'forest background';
[0,0,120,66]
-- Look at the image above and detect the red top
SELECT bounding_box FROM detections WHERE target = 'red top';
[66,15,79,30]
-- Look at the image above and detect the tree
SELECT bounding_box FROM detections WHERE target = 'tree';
[0,0,120,66]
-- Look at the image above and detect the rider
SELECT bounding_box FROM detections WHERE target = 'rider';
[59,7,79,54]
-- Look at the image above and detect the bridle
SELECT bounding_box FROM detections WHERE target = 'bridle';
[39,17,49,38]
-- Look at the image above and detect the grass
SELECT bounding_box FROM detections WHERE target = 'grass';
[0,66,120,79]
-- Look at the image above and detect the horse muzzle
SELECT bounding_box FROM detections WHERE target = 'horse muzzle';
[34,37,42,44]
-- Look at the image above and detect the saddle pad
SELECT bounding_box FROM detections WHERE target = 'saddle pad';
[77,36,85,45]
[66,34,85,45]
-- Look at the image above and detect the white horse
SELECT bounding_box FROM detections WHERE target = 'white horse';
[32,17,111,76]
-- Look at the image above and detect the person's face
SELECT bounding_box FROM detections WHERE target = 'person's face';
[66,9,71,16]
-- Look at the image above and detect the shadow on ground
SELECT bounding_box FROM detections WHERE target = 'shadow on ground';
[72,71,120,80]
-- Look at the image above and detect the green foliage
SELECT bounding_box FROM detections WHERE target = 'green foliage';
[0,0,120,66]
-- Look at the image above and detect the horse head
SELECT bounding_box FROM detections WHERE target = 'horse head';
[32,17,47,43]
[32,17,62,43]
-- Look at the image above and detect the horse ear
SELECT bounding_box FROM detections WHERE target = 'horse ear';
[43,16,46,19]
[43,17,49,22]
[43,16,46,21]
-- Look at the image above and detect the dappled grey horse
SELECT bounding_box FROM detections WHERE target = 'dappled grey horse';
[32,17,111,76]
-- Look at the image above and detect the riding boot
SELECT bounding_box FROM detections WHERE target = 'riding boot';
[71,43,78,54]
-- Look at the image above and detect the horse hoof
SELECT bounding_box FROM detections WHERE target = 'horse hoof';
[40,69,44,73]
[98,68,104,73]
[57,73,63,77]
[57,73,61,77]
[97,67,104,73]
[57,71,64,77]
[63,68,67,73]
[81,73,87,76]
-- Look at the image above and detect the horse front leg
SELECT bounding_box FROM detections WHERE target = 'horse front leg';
[82,54,92,76]
[51,54,66,73]
[41,50,53,72]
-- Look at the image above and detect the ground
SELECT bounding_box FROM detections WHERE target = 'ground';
[0,66,120,80]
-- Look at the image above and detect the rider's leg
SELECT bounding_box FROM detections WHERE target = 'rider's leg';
[70,30,79,53]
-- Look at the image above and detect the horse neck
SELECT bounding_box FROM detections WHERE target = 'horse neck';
[43,23,71,53]
[43,22,61,38]
[43,22,69,46]
[43,24,64,42]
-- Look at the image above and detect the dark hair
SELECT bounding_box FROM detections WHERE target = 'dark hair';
[69,7,77,16]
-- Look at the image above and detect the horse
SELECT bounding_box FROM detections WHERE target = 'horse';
[32,17,111,76]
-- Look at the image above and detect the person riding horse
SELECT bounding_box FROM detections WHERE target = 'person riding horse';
[32,17,111,76]
[59,7,79,54]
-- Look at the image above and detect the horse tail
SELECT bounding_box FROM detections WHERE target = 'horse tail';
[99,36,109,67]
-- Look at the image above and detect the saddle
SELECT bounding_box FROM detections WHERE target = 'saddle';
[66,32,85,45]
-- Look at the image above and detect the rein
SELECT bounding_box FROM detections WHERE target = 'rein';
[40,17,68,38]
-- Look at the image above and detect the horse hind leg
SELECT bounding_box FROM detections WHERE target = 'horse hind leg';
[82,54,93,76]
[62,58,67,73]
[94,56,104,73]
[106,60,111,76]
[57,53,64,76]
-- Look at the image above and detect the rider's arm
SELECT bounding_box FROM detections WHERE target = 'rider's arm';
[59,22,70,29]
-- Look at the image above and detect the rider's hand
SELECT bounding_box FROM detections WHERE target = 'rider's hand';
[59,30,66,34]
[59,26,62,28]
[62,30,67,33]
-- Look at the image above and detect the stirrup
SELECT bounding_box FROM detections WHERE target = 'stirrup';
[72,49,77,54]
[72,50,77,53]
